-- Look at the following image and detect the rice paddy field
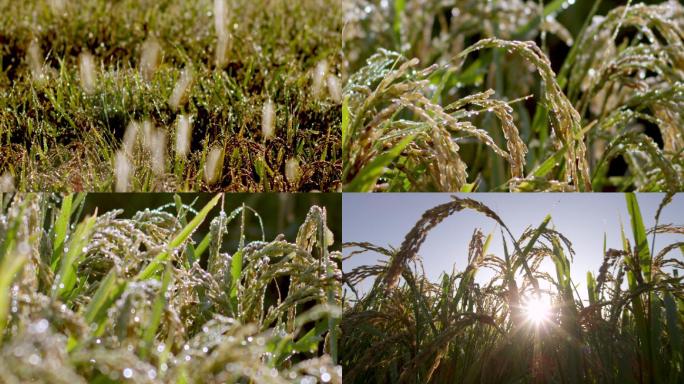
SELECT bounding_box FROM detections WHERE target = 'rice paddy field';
[342,193,684,383]
[0,192,342,383]
[0,0,342,192]
[342,0,684,192]
[4,0,684,383]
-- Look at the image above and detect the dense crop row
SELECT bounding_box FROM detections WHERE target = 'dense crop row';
[0,193,341,383]
[343,1,684,192]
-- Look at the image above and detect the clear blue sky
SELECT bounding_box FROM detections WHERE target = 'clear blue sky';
[343,193,684,301]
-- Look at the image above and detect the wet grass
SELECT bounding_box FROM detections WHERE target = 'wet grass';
[0,193,341,383]
[342,0,684,192]
[342,194,683,383]
[0,0,342,192]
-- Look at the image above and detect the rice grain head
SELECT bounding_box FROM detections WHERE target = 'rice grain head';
[326,74,342,103]
[0,173,15,192]
[114,150,132,192]
[312,60,329,99]
[175,115,193,158]
[285,158,301,185]
[140,37,161,81]
[168,66,194,111]
[261,99,276,140]
[204,147,225,185]
[78,51,97,95]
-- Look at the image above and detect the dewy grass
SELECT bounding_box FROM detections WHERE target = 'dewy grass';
[342,0,684,192]
[0,0,342,192]
[342,194,684,383]
[0,193,341,383]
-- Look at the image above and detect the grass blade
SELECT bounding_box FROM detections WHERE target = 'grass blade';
[343,134,414,192]
[141,262,173,359]
[53,212,98,301]
[50,194,73,270]
[0,252,28,342]
[136,194,221,280]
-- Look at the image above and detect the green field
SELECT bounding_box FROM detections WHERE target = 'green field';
[0,0,342,192]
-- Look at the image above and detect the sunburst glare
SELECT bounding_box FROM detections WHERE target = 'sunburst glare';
[523,295,551,326]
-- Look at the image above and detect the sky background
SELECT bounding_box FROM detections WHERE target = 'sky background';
[343,193,684,302]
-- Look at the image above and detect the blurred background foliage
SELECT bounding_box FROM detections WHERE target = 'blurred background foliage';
[79,193,341,252]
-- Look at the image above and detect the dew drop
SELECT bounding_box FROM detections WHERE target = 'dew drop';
[123,368,133,379]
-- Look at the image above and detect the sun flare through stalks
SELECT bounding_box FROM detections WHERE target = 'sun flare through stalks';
[522,295,552,326]
[342,193,684,383]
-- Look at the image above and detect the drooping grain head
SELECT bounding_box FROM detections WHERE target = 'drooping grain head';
[78,51,97,95]
[114,150,132,192]
[175,115,193,158]
[261,99,276,140]
[326,74,342,103]
[313,60,329,99]
[285,158,301,186]
[168,67,194,111]
[0,173,14,192]
[140,37,161,81]
[204,147,225,185]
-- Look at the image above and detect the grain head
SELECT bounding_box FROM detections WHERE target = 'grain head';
[78,51,97,95]
[168,67,194,111]
[326,74,342,103]
[204,147,225,185]
[175,115,193,158]
[140,38,161,81]
[114,150,132,192]
[285,157,301,186]
[313,60,329,99]
[261,99,276,140]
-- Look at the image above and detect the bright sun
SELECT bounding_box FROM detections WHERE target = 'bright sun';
[523,296,551,325]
